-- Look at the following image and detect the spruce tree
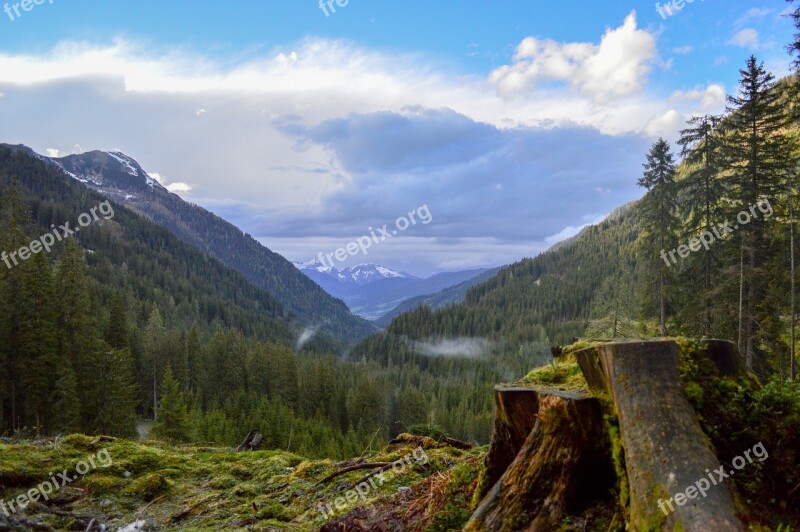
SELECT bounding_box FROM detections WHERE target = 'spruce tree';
[84,348,139,438]
[50,362,81,434]
[789,0,800,71]
[105,291,129,350]
[143,308,165,419]
[678,114,725,335]
[18,252,57,433]
[724,56,791,370]
[0,179,33,431]
[152,365,191,442]
[638,138,679,336]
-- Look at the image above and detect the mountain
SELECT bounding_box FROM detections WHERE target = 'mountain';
[373,266,501,327]
[294,259,491,320]
[0,144,295,343]
[8,146,377,345]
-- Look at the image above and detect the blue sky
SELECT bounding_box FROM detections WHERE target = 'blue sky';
[0,0,796,275]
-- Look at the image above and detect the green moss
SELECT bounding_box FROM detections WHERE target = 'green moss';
[522,353,588,391]
[427,463,480,531]
[123,473,170,501]
[81,474,124,493]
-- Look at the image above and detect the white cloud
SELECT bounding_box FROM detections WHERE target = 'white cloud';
[672,45,693,55]
[728,28,760,49]
[166,182,192,193]
[488,12,658,103]
[149,172,192,194]
[736,8,771,27]
[46,148,60,157]
[0,16,731,273]
[669,84,726,111]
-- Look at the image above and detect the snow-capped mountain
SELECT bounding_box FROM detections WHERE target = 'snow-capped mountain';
[294,259,489,321]
[53,150,166,193]
[294,260,415,286]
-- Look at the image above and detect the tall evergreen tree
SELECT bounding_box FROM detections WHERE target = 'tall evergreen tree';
[18,252,57,433]
[143,308,165,419]
[105,291,129,350]
[789,0,800,71]
[50,362,81,434]
[0,179,33,431]
[638,138,680,336]
[152,365,191,442]
[678,114,725,335]
[724,56,792,370]
[54,239,102,429]
[84,348,139,438]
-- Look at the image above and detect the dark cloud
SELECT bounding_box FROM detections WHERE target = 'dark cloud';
[268,107,650,244]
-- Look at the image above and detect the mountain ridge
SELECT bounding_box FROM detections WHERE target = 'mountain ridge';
[1,144,377,345]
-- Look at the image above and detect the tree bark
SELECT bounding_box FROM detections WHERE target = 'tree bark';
[574,340,744,530]
[466,390,612,531]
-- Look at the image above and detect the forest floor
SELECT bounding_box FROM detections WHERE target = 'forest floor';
[0,432,484,531]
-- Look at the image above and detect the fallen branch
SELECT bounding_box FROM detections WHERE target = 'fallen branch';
[317,462,392,485]
[351,462,397,488]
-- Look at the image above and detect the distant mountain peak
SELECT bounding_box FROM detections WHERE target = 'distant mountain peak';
[294,260,413,285]
[52,149,165,192]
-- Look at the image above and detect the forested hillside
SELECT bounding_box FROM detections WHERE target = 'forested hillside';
[361,62,800,386]
[29,147,378,344]
[0,147,540,453]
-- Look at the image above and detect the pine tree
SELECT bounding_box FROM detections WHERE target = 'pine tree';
[789,0,800,71]
[638,138,680,336]
[0,179,33,431]
[18,252,57,434]
[152,365,191,442]
[143,308,165,419]
[678,114,725,335]
[105,291,129,350]
[787,0,800,380]
[50,361,81,434]
[724,56,792,370]
[54,239,98,424]
[84,348,139,438]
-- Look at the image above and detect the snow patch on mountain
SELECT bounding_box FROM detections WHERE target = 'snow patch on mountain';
[294,260,413,285]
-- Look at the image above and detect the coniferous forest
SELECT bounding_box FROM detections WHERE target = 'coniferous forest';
[1,3,800,530]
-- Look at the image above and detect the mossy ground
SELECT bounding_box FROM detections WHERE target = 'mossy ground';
[520,351,589,392]
[0,433,485,531]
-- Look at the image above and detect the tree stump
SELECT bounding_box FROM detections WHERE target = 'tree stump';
[478,385,542,499]
[466,389,614,531]
[574,340,744,531]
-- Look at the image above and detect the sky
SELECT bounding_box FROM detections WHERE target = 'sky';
[0,0,796,276]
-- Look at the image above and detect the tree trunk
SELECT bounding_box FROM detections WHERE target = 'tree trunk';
[574,340,744,531]
[660,270,667,336]
[791,190,797,381]
[746,233,756,371]
[477,385,542,499]
[738,243,745,355]
[466,390,612,531]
